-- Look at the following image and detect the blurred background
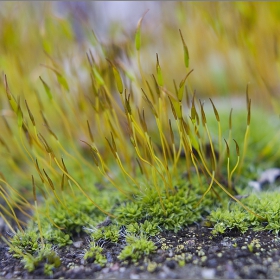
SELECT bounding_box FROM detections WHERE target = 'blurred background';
[0,1,280,109]
[1,1,280,210]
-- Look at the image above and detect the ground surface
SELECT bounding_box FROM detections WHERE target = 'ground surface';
[1,225,280,279]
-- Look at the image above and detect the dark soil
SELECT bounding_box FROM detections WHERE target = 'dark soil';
[1,225,280,279]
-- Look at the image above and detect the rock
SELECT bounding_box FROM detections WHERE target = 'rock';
[201,268,216,279]
[66,265,85,279]
[155,255,166,263]
[225,261,237,279]
[73,241,83,248]
[206,258,218,268]
[165,260,177,270]
[161,265,179,279]
[129,272,140,279]
[221,237,233,248]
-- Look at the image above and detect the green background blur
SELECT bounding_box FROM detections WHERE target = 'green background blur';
[0,2,280,110]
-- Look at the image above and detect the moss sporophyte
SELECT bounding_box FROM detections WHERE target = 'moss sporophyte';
[2,10,280,276]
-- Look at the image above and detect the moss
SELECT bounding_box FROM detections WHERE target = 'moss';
[147,261,158,272]
[9,242,61,275]
[21,244,61,275]
[118,234,157,263]
[2,3,280,276]
[115,202,143,225]
[91,224,120,243]
[113,182,209,233]
[9,229,39,258]
[209,191,280,235]
[40,188,120,235]
[44,228,72,248]
[84,243,107,266]
[126,220,160,237]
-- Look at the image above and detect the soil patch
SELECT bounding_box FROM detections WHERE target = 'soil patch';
[1,225,280,279]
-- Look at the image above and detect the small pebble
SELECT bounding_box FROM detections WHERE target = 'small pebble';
[155,255,166,263]
[168,250,174,257]
[201,268,216,279]
[91,264,102,272]
[130,272,140,279]
[73,241,83,248]
[5,272,13,279]
[110,263,120,272]
[225,262,237,279]
[161,265,179,279]
[221,237,232,248]
[13,271,21,276]
[206,258,217,268]
[119,267,126,273]
[165,260,177,270]
[101,267,110,274]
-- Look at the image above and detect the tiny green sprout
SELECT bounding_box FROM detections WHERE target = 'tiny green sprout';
[209,98,222,166]
[84,243,107,266]
[247,242,254,253]
[224,108,234,159]
[229,139,240,187]
[177,70,194,102]
[135,10,149,51]
[179,29,189,68]
[39,76,53,100]
[4,74,18,113]
[199,99,217,170]
[16,103,23,129]
[156,53,163,86]
[93,67,105,86]
[224,139,231,190]
[238,87,251,175]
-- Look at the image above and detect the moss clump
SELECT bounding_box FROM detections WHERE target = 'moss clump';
[113,185,205,232]
[118,234,157,263]
[126,220,160,237]
[91,224,120,243]
[9,240,60,275]
[9,230,39,257]
[84,243,107,266]
[22,245,61,275]
[209,191,280,235]
[44,228,72,248]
